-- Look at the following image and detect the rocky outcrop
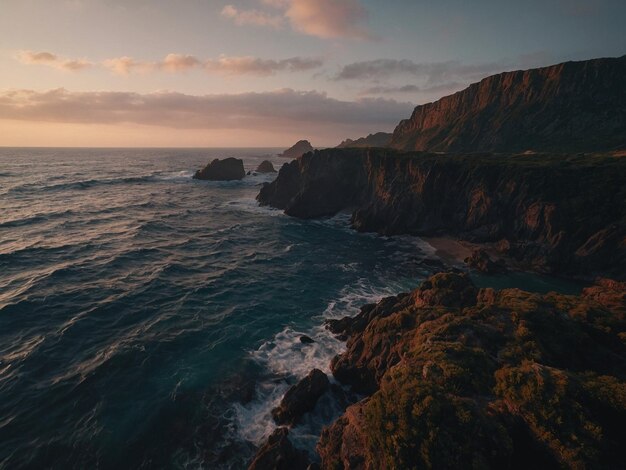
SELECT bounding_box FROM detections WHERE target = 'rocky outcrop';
[317,272,626,469]
[280,140,314,159]
[248,427,309,470]
[194,158,245,181]
[256,160,277,173]
[337,132,392,149]
[257,148,626,279]
[272,369,330,426]
[390,56,626,153]
[465,248,507,273]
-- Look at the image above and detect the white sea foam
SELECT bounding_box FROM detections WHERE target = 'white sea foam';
[232,279,402,453]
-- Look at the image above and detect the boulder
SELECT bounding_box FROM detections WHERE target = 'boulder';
[299,335,315,344]
[248,427,309,470]
[464,248,507,274]
[271,369,329,425]
[194,158,245,181]
[256,160,277,173]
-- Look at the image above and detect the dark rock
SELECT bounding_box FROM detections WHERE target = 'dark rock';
[256,160,277,173]
[280,140,314,159]
[248,427,308,470]
[299,335,315,344]
[337,132,392,149]
[464,248,507,273]
[194,158,245,181]
[271,369,330,425]
[318,273,626,469]
[390,56,626,153]
[257,148,626,279]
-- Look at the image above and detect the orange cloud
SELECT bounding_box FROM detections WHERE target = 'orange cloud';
[17,50,93,71]
[221,5,284,28]
[222,0,374,40]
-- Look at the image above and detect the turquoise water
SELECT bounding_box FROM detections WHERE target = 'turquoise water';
[0,148,437,469]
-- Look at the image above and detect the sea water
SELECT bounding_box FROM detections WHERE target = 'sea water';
[0,148,440,469]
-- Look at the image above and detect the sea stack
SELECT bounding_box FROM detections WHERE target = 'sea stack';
[193,158,245,181]
[280,140,314,159]
[255,160,277,173]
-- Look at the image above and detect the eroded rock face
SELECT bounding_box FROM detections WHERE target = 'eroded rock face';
[194,158,245,181]
[337,132,392,149]
[258,149,626,279]
[464,248,507,273]
[280,140,314,159]
[390,56,626,153]
[256,160,277,173]
[272,369,330,426]
[318,273,626,470]
[248,427,309,470]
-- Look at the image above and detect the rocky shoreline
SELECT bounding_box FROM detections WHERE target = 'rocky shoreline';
[258,148,626,280]
[248,146,626,468]
[249,272,626,469]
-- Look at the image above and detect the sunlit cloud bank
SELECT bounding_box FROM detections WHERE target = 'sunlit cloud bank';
[17,50,93,71]
[222,0,374,40]
[18,50,323,76]
[0,88,413,133]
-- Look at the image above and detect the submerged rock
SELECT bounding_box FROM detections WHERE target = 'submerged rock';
[271,369,330,426]
[247,427,308,470]
[299,335,315,344]
[194,158,245,181]
[256,160,277,173]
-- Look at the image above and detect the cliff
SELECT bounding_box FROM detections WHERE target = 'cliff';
[337,132,392,149]
[390,56,626,153]
[257,148,626,279]
[318,272,626,469]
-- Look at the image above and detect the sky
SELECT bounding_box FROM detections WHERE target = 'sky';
[0,0,624,147]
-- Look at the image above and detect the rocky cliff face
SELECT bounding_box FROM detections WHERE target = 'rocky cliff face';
[390,56,626,153]
[280,140,314,159]
[318,272,626,469]
[257,148,626,279]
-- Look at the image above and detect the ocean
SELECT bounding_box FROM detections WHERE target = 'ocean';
[0,148,440,469]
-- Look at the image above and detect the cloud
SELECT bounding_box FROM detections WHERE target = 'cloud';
[222,0,374,40]
[334,59,505,84]
[220,5,284,28]
[161,53,202,72]
[0,88,413,135]
[17,50,92,71]
[206,55,323,75]
[359,82,467,97]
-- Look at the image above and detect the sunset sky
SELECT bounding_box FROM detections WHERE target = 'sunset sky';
[1,0,624,147]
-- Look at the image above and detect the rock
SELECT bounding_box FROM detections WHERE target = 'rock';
[256,160,277,173]
[390,56,626,153]
[280,140,314,159]
[257,148,626,279]
[464,248,507,274]
[336,132,392,149]
[271,369,330,425]
[248,427,309,470]
[299,335,315,344]
[194,158,245,181]
[317,273,626,469]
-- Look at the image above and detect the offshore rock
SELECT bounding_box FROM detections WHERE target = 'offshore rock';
[272,369,330,426]
[194,158,245,181]
[280,140,314,159]
[256,160,277,173]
